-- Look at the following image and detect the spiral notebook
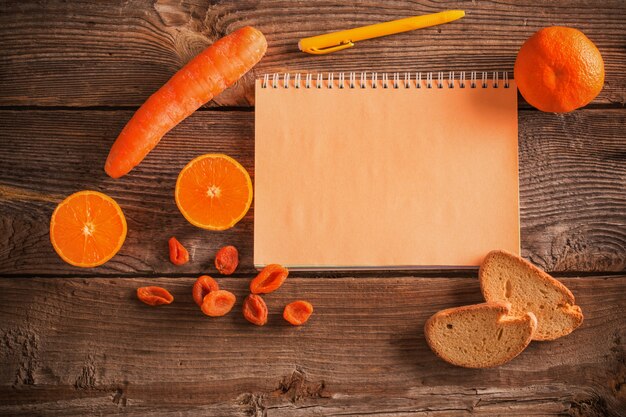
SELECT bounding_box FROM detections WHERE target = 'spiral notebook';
[254,72,519,270]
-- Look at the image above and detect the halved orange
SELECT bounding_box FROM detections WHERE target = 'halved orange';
[50,190,127,267]
[175,154,253,230]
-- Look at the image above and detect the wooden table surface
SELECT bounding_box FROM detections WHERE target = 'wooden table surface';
[1,1,625,416]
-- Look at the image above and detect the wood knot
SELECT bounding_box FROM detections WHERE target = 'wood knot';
[237,366,330,416]
[569,394,614,417]
[273,366,329,403]
[2,327,40,386]
[74,354,97,390]
[112,386,128,408]
[237,392,265,417]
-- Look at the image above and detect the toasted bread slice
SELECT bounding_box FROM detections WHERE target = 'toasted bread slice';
[425,302,536,368]
[480,250,583,341]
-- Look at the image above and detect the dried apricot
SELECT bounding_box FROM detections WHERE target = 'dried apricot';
[250,264,288,294]
[243,294,268,326]
[201,290,236,317]
[215,245,239,275]
[137,286,174,306]
[168,237,189,265]
[192,275,219,307]
[283,300,313,326]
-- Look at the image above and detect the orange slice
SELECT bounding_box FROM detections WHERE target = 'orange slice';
[50,190,127,267]
[175,154,253,230]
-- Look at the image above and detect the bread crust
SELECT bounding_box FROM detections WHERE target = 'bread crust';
[424,301,537,368]
[479,250,583,341]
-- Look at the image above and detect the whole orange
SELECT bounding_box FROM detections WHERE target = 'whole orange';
[514,26,604,112]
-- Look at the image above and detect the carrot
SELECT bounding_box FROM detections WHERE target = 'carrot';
[105,26,267,178]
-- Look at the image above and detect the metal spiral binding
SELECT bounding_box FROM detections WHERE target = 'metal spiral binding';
[261,72,510,89]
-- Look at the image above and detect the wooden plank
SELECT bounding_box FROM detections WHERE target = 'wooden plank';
[0,109,624,275]
[1,0,624,107]
[0,276,624,416]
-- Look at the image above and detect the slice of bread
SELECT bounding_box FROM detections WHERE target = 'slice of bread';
[480,250,583,341]
[425,302,537,368]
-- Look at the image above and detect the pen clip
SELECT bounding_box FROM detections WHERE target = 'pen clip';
[302,40,354,55]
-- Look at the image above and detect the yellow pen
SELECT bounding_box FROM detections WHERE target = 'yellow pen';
[298,10,465,55]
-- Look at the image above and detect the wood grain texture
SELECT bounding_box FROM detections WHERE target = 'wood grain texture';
[0,109,624,276]
[0,276,624,416]
[1,0,624,107]
[1,1,624,416]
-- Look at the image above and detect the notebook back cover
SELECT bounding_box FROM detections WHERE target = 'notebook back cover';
[254,77,519,269]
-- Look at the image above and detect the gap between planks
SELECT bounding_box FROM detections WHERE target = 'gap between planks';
[0,103,623,112]
[0,271,624,280]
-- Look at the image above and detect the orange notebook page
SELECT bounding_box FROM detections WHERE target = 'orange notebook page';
[254,78,519,269]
